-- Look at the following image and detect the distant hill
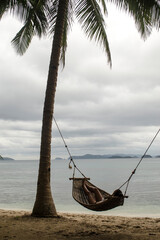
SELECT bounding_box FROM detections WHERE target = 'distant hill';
[54,157,65,160]
[68,154,153,159]
[68,154,138,159]
[4,157,15,161]
[142,155,152,158]
[0,155,15,161]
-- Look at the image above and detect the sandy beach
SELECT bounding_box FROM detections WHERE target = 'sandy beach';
[0,209,160,240]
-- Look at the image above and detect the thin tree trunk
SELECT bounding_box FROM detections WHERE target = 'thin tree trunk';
[32,0,68,217]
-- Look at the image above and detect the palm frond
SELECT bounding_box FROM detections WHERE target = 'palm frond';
[149,1,160,29]
[11,21,34,55]
[108,0,160,39]
[10,0,49,54]
[30,0,49,37]
[0,0,26,19]
[60,0,74,67]
[97,0,107,14]
[48,0,73,67]
[48,0,59,34]
[76,0,112,66]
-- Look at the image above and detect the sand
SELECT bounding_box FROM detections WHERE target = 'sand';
[0,209,160,240]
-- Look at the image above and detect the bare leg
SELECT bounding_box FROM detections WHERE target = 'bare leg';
[93,188,103,202]
[85,192,96,204]
[83,180,96,204]
[83,180,103,203]
[85,184,103,202]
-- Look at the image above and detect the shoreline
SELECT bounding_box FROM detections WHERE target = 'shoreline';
[1,209,160,240]
[1,206,160,219]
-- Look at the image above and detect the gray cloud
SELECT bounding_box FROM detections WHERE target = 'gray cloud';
[0,6,160,159]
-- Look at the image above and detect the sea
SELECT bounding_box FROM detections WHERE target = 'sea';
[0,157,160,217]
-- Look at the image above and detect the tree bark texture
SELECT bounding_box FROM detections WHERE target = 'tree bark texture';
[32,0,68,217]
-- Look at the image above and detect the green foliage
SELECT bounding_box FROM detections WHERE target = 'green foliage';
[1,0,48,55]
[75,0,111,66]
[0,0,160,64]
[108,0,160,39]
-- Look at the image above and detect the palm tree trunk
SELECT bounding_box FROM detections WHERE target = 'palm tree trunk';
[32,0,68,217]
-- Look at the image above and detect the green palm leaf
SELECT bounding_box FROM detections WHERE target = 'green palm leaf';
[48,0,73,67]
[1,0,48,54]
[76,0,112,66]
[108,0,160,38]
[47,0,59,33]
[0,0,27,19]
[97,0,107,14]
[60,0,73,67]
[11,22,34,55]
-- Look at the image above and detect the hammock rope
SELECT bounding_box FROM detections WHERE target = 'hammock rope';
[53,116,87,179]
[53,116,160,197]
[119,128,160,196]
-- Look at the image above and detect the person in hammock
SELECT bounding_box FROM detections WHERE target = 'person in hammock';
[83,179,103,204]
[83,179,124,204]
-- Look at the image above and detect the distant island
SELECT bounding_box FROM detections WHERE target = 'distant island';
[54,157,65,160]
[0,155,15,161]
[54,153,157,160]
[67,154,153,160]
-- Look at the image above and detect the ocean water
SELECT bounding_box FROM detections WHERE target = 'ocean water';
[0,158,160,217]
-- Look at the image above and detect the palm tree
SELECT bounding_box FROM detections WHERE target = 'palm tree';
[0,0,160,217]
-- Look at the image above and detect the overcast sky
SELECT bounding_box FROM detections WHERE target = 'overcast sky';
[0,4,160,160]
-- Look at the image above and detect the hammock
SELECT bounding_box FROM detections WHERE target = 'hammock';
[70,178,125,211]
[54,117,160,211]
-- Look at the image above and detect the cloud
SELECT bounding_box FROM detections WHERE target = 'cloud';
[0,6,160,159]
[0,120,41,159]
